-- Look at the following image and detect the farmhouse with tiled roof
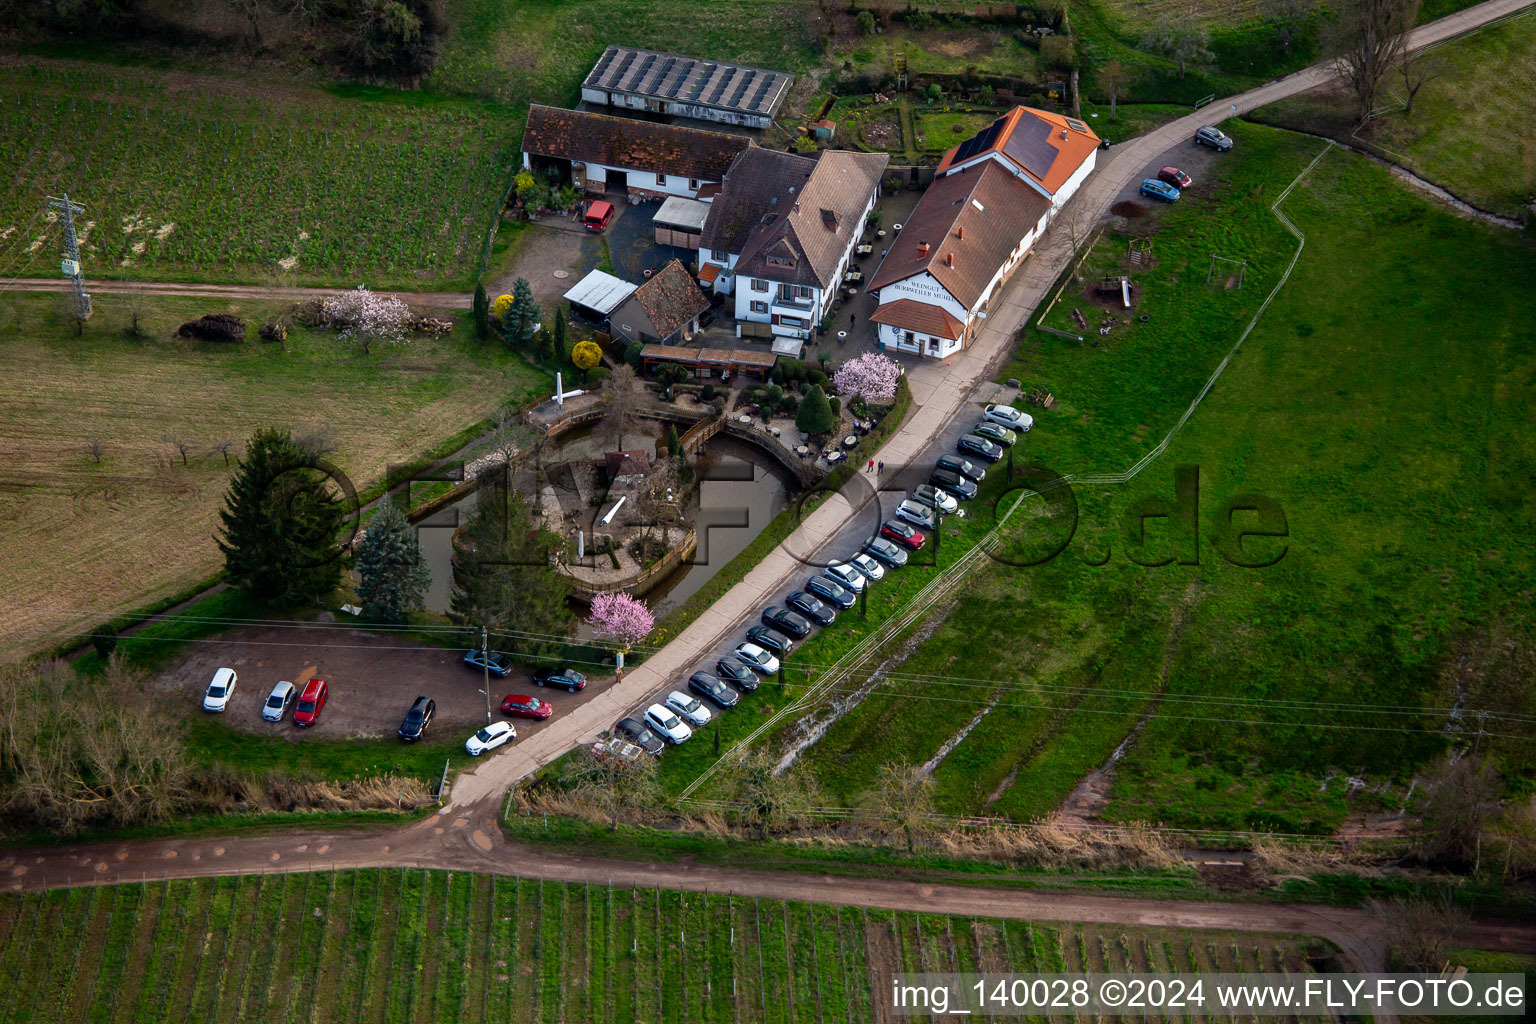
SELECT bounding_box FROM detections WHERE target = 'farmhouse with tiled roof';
[609,259,712,345]
[868,106,1099,359]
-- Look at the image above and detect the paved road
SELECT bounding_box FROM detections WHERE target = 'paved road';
[8,811,1536,978]
[448,0,1536,810]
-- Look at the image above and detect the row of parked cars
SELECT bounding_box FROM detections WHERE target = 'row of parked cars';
[462,652,589,755]
[202,669,331,727]
[606,403,1033,755]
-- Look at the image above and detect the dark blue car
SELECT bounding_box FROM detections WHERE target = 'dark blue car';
[1139,178,1180,203]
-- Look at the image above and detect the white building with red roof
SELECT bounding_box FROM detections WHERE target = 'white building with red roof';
[868,106,1100,360]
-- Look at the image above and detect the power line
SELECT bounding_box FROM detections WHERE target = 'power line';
[46,193,90,325]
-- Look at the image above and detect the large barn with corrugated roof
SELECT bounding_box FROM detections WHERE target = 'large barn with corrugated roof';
[868,107,1100,360]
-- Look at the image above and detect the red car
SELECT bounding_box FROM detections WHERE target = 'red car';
[583,200,614,232]
[293,678,328,727]
[500,694,553,721]
[1157,166,1193,190]
[880,519,926,550]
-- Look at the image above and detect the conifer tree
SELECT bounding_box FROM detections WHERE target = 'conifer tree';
[355,495,431,622]
[217,428,346,604]
[795,383,837,435]
[473,281,490,340]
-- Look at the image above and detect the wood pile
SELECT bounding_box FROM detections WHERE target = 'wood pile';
[176,314,246,342]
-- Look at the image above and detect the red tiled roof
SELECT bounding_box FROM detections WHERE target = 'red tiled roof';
[868,160,1050,309]
[697,263,721,283]
[869,299,966,340]
[935,106,1099,196]
[522,104,751,182]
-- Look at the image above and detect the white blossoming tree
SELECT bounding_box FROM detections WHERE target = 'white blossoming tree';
[831,352,901,404]
[323,285,412,355]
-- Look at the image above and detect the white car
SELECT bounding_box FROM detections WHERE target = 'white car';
[202,667,237,713]
[262,680,296,722]
[847,552,885,582]
[824,561,867,592]
[981,403,1032,432]
[644,703,694,744]
[465,720,516,756]
[894,499,939,530]
[665,690,712,728]
[911,484,959,515]
[735,642,780,675]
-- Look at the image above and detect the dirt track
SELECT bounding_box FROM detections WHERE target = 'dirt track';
[0,277,469,308]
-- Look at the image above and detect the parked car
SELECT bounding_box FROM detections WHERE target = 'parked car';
[202,667,237,713]
[1158,165,1193,189]
[735,642,781,675]
[847,552,886,582]
[614,717,665,754]
[397,696,436,742]
[786,591,837,625]
[665,690,712,728]
[643,703,693,745]
[761,605,812,639]
[714,658,759,692]
[533,666,586,693]
[500,694,553,720]
[592,737,644,762]
[824,562,868,592]
[293,678,328,728]
[746,625,794,655]
[929,469,978,501]
[957,434,1005,462]
[862,536,910,567]
[1194,125,1233,151]
[804,575,855,609]
[261,680,295,722]
[935,454,985,481]
[981,403,1032,432]
[972,421,1017,447]
[466,720,516,756]
[880,519,926,550]
[583,199,615,231]
[688,671,740,709]
[1139,178,1180,203]
[894,499,939,530]
[463,649,513,678]
[910,484,959,514]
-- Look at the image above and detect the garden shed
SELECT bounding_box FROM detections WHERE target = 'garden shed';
[563,269,638,324]
[653,197,710,249]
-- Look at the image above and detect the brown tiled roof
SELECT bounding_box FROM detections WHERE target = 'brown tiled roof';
[868,160,1050,310]
[935,106,1100,196]
[731,150,889,289]
[604,449,651,477]
[631,259,711,338]
[522,105,751,182]
[699,148,818,256]
[641,344,777,368]
[869,299,966,340]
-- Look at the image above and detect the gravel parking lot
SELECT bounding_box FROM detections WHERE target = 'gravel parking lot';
[165,624,615,746]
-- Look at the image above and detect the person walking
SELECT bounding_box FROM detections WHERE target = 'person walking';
[877,460,884,475]
[867,458,875,473]
[849,314,856,332]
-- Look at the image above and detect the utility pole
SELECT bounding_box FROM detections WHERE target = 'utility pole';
[48,194,91,331]
[481,625,492,724]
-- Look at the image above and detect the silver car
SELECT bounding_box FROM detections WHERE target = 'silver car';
[262,680,296,722]
[894,499,939,530]
[847,552,886,582]
[824,561,867,593]
[981,403,1033,432]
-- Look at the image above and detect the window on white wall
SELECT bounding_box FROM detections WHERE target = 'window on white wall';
[750,300,768,314]
[689,179,701,191]
[751,279,767,292]
[657,174,668,186]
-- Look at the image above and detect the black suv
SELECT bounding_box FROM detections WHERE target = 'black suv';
[715,658,760,692]
[745,625,793,655]
[688,671,741,708]
[533,667,587,693]
[929,468,978,500]
[761,605,812,639]
[397,696,436,742]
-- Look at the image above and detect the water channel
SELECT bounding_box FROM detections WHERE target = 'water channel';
[413,429,794,617]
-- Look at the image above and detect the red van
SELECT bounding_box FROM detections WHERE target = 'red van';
[583,200,614,232]
[293,678,328,728]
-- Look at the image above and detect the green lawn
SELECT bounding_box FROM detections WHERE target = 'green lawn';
[0,60,523,287]
[0,872,1328,1023]
[1248,8,1536,219]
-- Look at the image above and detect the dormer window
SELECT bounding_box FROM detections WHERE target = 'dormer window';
[766,252,796,268]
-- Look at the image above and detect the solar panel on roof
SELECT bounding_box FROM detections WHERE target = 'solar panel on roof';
[585,46,790,115]
[749,79,775,112]
[951,115,1006,164]
[1001,114,1058,179]
[1065,117,1088,133]
[589,47,618,83]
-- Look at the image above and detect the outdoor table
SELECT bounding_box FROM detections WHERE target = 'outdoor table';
[843,435,859,449]
[795,445,810,457]
[855,244,873,256]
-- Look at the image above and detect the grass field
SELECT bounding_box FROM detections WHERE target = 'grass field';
[1248,8,1536,219]
[0,872,1333,1023]
[0,60,523,287]
[633,122,1536,834]
[0,291,549,660]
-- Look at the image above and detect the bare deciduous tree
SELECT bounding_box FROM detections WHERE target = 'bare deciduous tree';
[565,742,659,830]
[1416,752,1501,868]
[861,760,937,853]
[1399,51,1443,116]
[1330,0,1420,125]
[1140,13,1214,81]
[600,363,644,451]
[731,751,820,839]
[294,423,340,459]
[166,432,193,467]
[1099,59,1130,122]
[1369,896,1469,970]
[210,439,237,467]
[88,437,106,464]
[1264,0,1314,57]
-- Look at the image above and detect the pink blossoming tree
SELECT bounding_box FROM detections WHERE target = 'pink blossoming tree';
[587,591,655,653]
[323,285,412,355]
[831,352,901,404]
